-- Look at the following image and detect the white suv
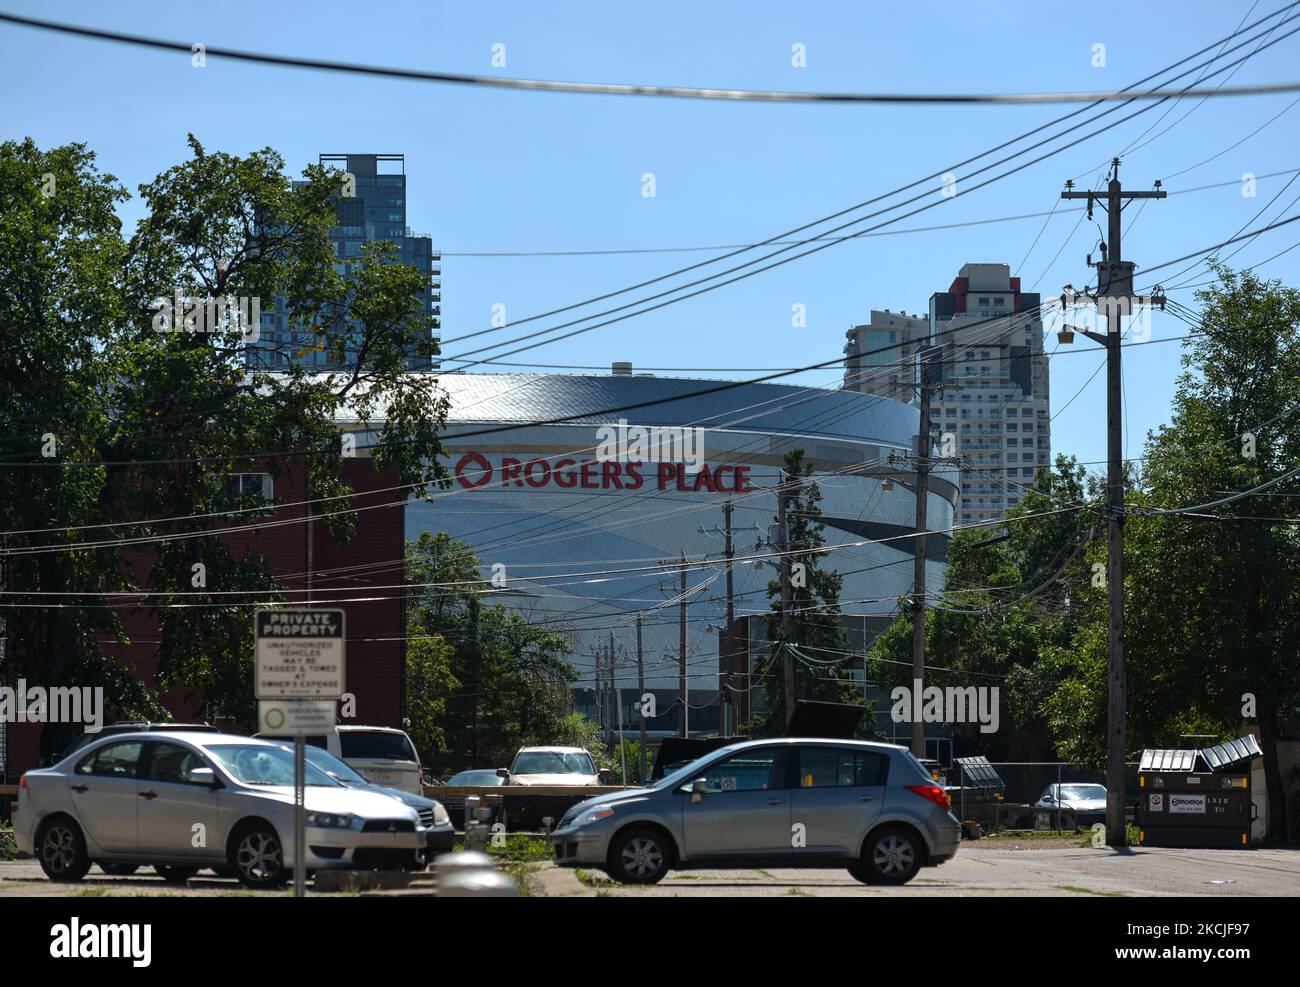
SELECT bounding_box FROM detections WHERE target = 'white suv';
[256,725,425,795]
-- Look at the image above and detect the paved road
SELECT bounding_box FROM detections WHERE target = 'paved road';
[3,844,1299,896]
[531,844,1300,897]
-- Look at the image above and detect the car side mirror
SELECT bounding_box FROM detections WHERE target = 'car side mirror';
[597,768,617,785]
[186,766,217,787]
[1043,795,1055,803]
[496,768,510,780]
[690,777,707,804]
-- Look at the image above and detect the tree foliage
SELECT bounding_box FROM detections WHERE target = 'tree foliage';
[405,532,579,770]
[0,137,447,754]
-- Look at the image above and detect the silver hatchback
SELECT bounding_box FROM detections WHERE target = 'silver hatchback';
[549,738,960,885]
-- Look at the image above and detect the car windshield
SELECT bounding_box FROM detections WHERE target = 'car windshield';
[653,746,745,791]
[303,746,369,785]
[512,752,595,775]
[339,731,417,762]
[1059,784,1106,800]
[207,744,341,787]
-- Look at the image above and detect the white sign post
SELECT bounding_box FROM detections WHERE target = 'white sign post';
[255,609,345,898]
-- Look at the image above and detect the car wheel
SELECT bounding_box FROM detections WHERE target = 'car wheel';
[230,822,288,889]
[154,865,199,884]
[860,826,923,885]
[98,862,139,876]
[37,817,91,882]
[846,860,871,884]
[607,827,671,884]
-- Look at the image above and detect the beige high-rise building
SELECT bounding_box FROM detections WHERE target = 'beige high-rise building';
[841,309,929,401]
[843,264,1051,525]
[927,263,1051,525]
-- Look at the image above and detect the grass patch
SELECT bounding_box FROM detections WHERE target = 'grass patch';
[500,860,539,896]
[785,887,811,896]
[488,834,552,863]
[0,823,23,861]
[76,886,109,897]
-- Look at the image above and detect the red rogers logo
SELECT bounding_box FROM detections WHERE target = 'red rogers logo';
[452,453,751,494]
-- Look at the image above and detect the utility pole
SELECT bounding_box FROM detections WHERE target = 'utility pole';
[909,357,935,760]
[678,553,688,738]
[594,646,604,745]
[778,479,796,729]
[1061,159,1165,845]
[637,613,646,783]
[608,629,617,751]
[722,498,735,736]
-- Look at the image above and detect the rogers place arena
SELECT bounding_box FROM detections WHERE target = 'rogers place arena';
[345,370,958,735]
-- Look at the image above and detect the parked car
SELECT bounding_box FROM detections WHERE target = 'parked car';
[1033,783,1108,828]
[14,732,429,887]
[443,769,507,829]
[301,745,454,855]
[447,769,508,787]
[51,721,220,765]
[500,747,604,786]
[254,725,424,795]
[549,738,960,886]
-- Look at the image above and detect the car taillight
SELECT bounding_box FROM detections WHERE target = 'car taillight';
[905,783,951,811]
[18,774,27,790]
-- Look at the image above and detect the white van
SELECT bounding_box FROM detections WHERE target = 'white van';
[255,725,425,795]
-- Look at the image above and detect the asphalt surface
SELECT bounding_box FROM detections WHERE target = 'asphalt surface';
[2,844,1298,896]
[532,844,1300,897]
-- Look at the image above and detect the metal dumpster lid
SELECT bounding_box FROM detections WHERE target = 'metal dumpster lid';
[953,755,1005,788]
[1139,749,1199,772]
[1199,734,1261,772]
[1139,736,1262,773]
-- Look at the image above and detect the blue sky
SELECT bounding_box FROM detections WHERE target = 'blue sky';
[3,0,1299,472]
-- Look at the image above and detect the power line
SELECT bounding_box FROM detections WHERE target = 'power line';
[5,10,1300,104]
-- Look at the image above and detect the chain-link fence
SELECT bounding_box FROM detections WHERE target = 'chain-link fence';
[949,761,1141,833]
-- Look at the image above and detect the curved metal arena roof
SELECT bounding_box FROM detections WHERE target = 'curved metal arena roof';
[431,373,918,446]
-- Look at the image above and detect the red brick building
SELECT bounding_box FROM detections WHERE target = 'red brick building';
[4,458,407,776]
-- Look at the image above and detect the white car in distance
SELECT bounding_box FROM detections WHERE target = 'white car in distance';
[499,747,607,786]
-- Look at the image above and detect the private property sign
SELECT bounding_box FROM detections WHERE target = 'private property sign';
[255,609,346,699]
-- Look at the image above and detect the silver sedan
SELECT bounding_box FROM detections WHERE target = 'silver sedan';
[13,731,429,887]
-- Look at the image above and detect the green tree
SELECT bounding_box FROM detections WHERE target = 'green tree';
[1124,263,1300,839]
[869,456,1102,761]
[0,137,448,757]
[405,532,578,771]
[748,449,859,737]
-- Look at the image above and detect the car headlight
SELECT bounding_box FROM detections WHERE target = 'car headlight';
[305,812,355,829]
[577,807,616,826]
[432,803,450,825]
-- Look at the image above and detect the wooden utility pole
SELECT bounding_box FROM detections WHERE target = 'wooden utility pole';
[909,360,935,760]
[778,480,796,729]
[1061,159,1165,845]
[608,629,617,750]
[722,498,735,736]
[678,553,688,738]
[636,613,646,783]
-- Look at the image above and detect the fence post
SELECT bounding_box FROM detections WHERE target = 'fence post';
[1056,763,1062,831]
[960,763,966,832]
